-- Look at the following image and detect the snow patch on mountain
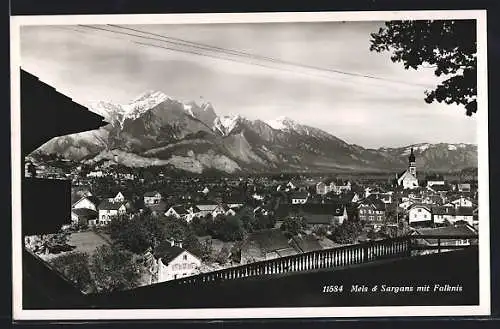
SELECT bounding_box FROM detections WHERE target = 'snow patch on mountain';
[122,90,171,122]
[401,143,431,155]
[183,103,195,117]
[213,115,242,136]
[266,116,300,131]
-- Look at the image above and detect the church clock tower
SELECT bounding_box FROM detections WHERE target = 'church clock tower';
[408,148,416,176]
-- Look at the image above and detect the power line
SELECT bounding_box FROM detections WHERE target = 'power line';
[108,24,432,88]
[75,25,378,87]
[78,24,433,89]
[74,25,336,81]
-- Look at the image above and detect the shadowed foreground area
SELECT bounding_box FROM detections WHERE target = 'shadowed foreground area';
[24,246,478,309]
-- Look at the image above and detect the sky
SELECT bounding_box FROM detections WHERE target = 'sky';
[19,21,477,148]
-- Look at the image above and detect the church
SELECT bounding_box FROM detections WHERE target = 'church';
[397,148,419,189]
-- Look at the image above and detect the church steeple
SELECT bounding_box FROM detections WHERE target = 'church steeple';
[408,147,416,175]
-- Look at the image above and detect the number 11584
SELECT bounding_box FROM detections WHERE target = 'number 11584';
[322,285,343,293]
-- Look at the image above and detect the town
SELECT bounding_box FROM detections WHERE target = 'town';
[23,148,479,294]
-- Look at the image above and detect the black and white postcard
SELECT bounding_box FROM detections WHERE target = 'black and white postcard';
[10,10,490,320]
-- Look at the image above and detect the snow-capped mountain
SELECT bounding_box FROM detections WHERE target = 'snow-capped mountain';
[33,90,478,174]
[213,115,243,136]
[122,90,171,123]
[88,90,171,127]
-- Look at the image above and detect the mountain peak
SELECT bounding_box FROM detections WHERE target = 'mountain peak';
[266,116,299,131]
[121,90,171,123]
[129,90,170,105]
[213,114,244,136]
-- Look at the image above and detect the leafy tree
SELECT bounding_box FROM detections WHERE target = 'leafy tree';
[50,251,96,293]
[370,20,477,115]
[211,215,245,242]
[280,216,307,238]
[182,231,210,259]
[162,216,189,241]
[89,245,143,293]
[214,246,230,265]
[190,215,211,236]
[330,220,364,244]
[28,232,73,254]
[116,218,152,254]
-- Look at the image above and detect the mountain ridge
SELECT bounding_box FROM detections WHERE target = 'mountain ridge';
[32,91,478,174]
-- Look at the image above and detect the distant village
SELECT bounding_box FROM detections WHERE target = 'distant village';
[24,148,478,292]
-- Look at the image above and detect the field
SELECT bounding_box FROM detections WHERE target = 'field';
[67,230,111,255]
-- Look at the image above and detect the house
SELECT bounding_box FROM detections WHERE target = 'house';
[252,193,265,201]
[96,200,127,226]
[408,204,433,225]
[358,197,386,222]
[378,192,393,204]
[239,229,297,264]
[146,200,168,216]
[165,205,202,222]
[154,241,202,282]
[112,192,126,203]
[286,180,298,190]
[456,183,472,193]
[410,224,478,254]
[298,203,348,226]
[212,204,236,218]
[71,195,100,212]
[426,174,446,188]
[316,181,329,195]
[316,179,351,195]
[329,179,352,195]
[290,234,324,253]
[144,191,162,205]
[449,196,474,208]
[253,206,271,217]
[422,194,443,206]
[429,184,451,194]
[71,208,98,226]
[397,148,419,189]
[86,170,103,178]
[432,206,474,226]
[196,202,220,217]
[290,191,309,204]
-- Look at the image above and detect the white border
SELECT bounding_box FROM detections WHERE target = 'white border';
[11,10,490,320]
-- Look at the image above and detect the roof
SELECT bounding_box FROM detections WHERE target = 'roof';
[408,203,432,212]
[146,200,168,213]
[431,185,451,192]
[144,191,161,197]
[170,205,188,215]
[168,204,201,215]
[413,224,477,237]
[292,235,323,252]
[299,203,345,216]
[73,195,100,207]
[431,206,473,216]
[153,243,186,264]
[290,191,309,199]
[244,229,291,253]
[71,208,98,219]
[97,199,126,210]
[358,197,385,210]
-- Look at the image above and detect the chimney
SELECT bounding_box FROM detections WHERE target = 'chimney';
[178,242,183,249]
